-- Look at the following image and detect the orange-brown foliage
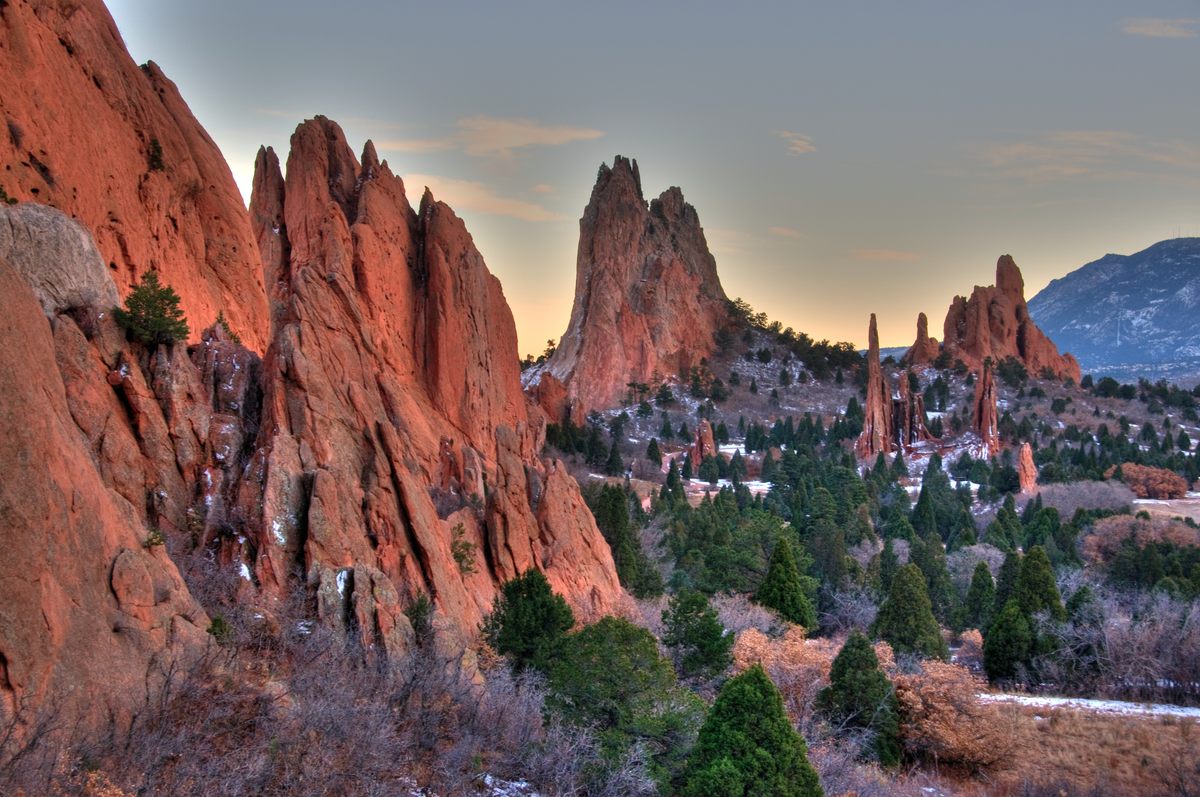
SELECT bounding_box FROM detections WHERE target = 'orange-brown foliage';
[893,661,1017,774]
[1104,462,1189,499]
[1081,514,1200,564]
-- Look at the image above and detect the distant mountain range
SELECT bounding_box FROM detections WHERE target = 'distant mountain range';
[1028,238,1200,386]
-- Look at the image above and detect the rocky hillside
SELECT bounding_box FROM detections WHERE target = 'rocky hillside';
[529,156,729,420]
[1028,237,1200,384]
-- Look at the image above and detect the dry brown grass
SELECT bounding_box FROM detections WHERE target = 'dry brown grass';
[966,706,1200,797]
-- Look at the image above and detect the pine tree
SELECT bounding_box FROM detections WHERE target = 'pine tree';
[992,550,1021,617]
[483,569,574,671]
[963,561,996,631]
[983,599,1032,681]
[755,538,817,628]
[878,538,899,598]
[662,589,733,679]
[683,665,824,797]
[818,632,901,767]
[872,564,948,659]
[113,271,190,345]
[1015,545,1066,621]
[912,533,955,625]
[647,437,663,466]
[604,439,624,476]
[661,415,674,439]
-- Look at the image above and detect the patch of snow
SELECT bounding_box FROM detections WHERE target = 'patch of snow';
[271,517,288,547]
[336,568,350,598]
[978,692,1200,719]
[238,562,252,581]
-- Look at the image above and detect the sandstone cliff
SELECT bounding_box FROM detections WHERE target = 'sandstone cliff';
[241,118,621,653]
[0,205,209,731]
[905,256,1080,382]
[534,156,729,419]
[0,0,269,349]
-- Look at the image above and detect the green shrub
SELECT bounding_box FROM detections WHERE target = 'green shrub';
[147,137,165,172]
[450,523,477,575]
[207,614,232,645]
[482,569,573,671]
[684,664,823,797]
[663,588,733,679]
[114,271,189,346]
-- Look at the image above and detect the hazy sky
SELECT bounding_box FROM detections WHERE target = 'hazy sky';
[106,1,1200,353]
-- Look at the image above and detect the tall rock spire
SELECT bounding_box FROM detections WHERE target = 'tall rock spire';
[856,314,895,460]
[535,156,729,419]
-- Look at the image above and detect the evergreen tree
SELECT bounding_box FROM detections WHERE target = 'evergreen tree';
[604,439,625,476]
[992,550,1021,617]
[872,564,948,660]
[699,454,721,485]
[963,561,996,631]
[647,437,663,467]
[683,665,824,797]
[817,632,901,767]
[1015,545,1066,622]
[483,569,574,671]
[663,588,734,679]
[548,617,703,787]
[113,271,190,345]
[661,415,674,439]
[912,532,955,625]
[682,453,694,480]
[878,538,899,598]
[890,451,908,479]
[983,599,1032,681]
[755,538,817,628]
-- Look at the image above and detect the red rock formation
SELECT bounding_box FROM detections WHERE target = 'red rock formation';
[0,0,269,349]
[894,369,934,449]
[1018,442,1038,494]
[856,314,894,459]
[973,361,1000,456]
[536,156,729,417]
[926,256,1079,382]
[1105,463,1189,500]
[242,118,622,651]
[902,312,940,367]
[531,371,570,425]
[691,419,718,464]
[0,251,207,731]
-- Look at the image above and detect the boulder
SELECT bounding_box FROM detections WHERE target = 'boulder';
[0,203,119,318]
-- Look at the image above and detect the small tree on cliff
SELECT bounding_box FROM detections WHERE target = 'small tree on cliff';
[114,271,189,346]
[684,665,824,797]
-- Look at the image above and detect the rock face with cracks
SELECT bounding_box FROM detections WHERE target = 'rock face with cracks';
[0,0,269,349]
[537,156,729,419]
[905,256,1080,382]
[1018,442,1038,494]
[241,117,621,657]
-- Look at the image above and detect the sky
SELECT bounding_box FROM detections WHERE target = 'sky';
[106,1,1200,353]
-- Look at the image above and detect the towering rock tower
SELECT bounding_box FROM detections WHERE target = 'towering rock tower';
[534,156,729,420]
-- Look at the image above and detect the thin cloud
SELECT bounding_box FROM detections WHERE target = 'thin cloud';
[1120,17,1199,38]
[775,130,817,155]
[768,226,805,239]
[530,183,555,194]
[852,248,921,263]
[979,130,1200,182]
[405,173,566,222]
[381,116,603,159]
[705,228,744,256]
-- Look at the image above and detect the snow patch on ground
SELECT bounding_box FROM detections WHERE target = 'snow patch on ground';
[978,692,1200,719]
